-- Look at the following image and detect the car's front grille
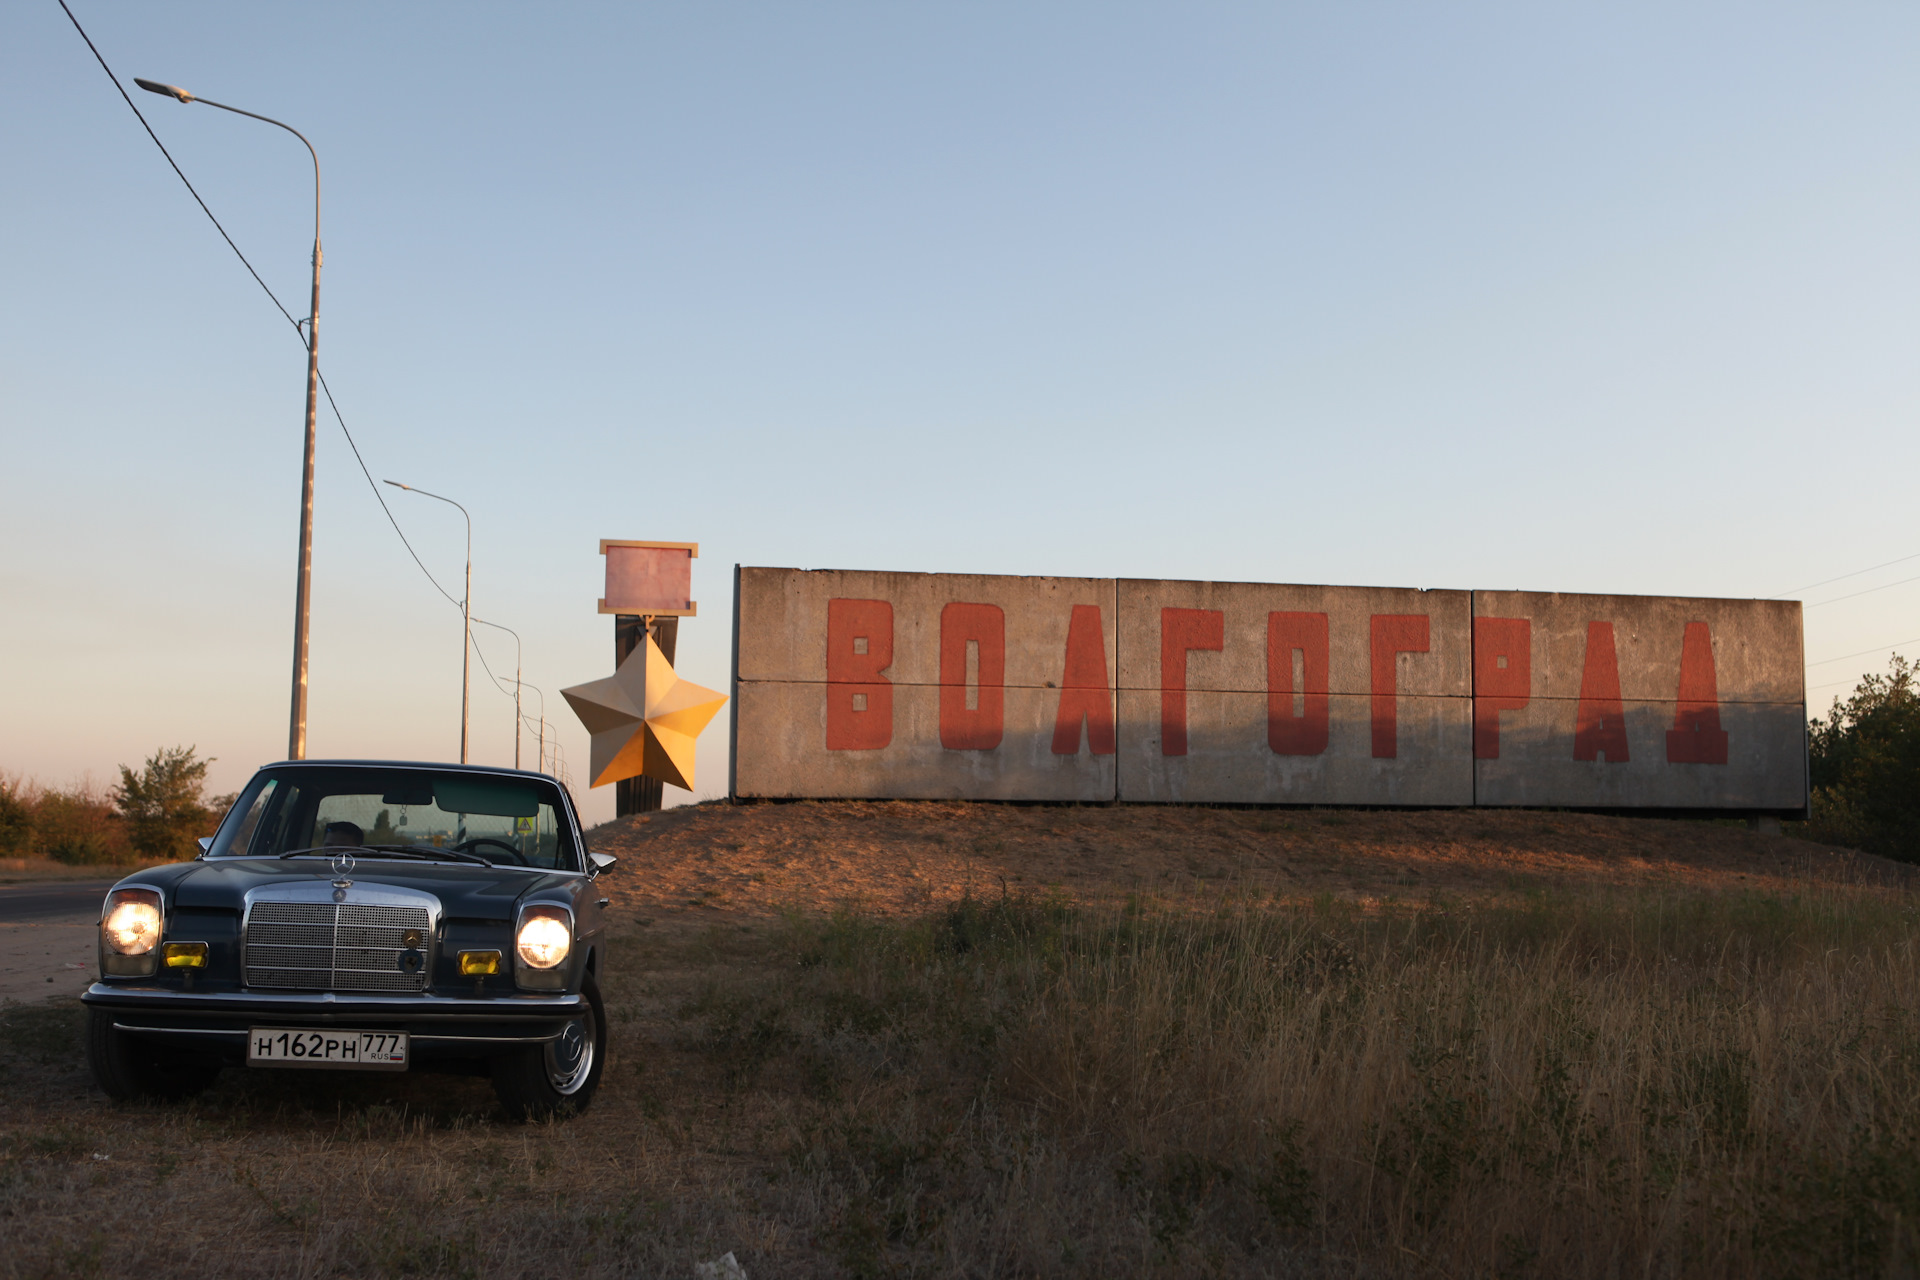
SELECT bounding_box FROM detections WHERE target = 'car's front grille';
[245,901,432,992]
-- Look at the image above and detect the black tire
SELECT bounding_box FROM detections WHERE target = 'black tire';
[86,1008,220,1102]
[491,969,606,1121]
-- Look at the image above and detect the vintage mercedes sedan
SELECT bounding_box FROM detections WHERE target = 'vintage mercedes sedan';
[81,760,613,1120]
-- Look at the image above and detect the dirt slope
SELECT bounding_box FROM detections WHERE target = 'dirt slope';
[589,801,1907,922]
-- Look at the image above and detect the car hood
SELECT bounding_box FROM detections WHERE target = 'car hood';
[146,858,571,923]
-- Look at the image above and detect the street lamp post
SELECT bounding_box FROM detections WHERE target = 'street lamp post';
[473,617,524,769]
[385,481,471,764]
[525,685,548,775]
[136,78,322,761]
[512,682,549,776]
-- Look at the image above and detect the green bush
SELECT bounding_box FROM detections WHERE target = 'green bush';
[1808,655,1920,860]
[111,745,214,864]
[35,787,129,865]
[0,776,31,856]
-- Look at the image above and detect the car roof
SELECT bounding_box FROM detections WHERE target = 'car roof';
[256,759,563,784]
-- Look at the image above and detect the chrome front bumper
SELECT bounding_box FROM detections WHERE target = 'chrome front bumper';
[82,983,585,1053]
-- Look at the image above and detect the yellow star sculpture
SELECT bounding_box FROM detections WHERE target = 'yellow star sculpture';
[561,636,728,791]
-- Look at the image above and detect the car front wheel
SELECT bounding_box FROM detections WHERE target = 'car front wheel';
[491,969,606,1121]
[87,1008,221,1102]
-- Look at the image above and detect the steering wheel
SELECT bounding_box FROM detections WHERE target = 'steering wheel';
[456,837,528,865]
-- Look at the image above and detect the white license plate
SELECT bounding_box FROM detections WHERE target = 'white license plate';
[247,1028,408,1070]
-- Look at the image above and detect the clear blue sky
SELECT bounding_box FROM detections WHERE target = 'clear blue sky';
[4,3,1917,822]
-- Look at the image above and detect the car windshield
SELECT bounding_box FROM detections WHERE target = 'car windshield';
[207,766,579,872]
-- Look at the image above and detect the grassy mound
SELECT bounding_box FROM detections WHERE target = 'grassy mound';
[1,805,1912,1276]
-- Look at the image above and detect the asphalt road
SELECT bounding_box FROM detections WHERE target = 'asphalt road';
[0,881,116,924]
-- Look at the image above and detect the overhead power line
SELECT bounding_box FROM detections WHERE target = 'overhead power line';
[1804,572,1920,611]
[1807,673,1892,699]
[315,372,463,610]
[56,0,303,335]
[60,0,563,763]
[1774,550,1920,601]
[1804,637,1920,669]
[59,0,464,612]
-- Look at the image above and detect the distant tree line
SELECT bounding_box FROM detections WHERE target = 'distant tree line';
[1806,655,1920,860]
[0,745,231,866]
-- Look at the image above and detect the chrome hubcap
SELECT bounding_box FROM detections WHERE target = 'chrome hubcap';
[545,1008,595,1095]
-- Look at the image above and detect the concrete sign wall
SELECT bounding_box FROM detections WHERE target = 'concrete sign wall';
[730,567,1806,813]
[1114,580,1474,806]
[1470,591,1805,810]
[732,568,1116,801]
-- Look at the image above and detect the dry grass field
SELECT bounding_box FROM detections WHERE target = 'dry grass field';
[2,802,1915,1278]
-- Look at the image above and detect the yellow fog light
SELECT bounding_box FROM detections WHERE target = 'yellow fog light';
[459,949,502,977]
[162,942,208,969]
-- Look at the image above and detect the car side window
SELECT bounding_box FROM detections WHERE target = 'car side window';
[223,779,276,856]
[257,782,305,855]
[210,779,282,857]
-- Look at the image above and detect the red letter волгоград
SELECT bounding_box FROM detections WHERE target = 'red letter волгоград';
[1052,604,1115,755]
[1370,615,1430,759]
[1472,617,1531,759]
[1573,621,1630,763]
[1666,621,1729,764]
[939,602,1005,750]
[1160,608,1223,756]
[1267,612,1329,756]
[826,598,893,750]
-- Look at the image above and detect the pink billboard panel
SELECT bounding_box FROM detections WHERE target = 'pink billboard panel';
[600,541,697,616]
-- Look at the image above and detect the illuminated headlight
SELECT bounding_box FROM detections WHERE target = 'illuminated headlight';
[513,905,572,989]
[517,914,570,968]
[100,888,163,976]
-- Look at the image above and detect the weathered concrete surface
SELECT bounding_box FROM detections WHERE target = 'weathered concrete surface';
[1112,580,1471,805]
[1114,580,1472,696]
[734,681,1116,800]
[1116,691,1473,805]
[730,569,1807,811]
[1471,592,1806,810]
[736,568,1116,686]
[1474,698,1807,809]
[733,569,1119,799]
[1471,592,1803,704]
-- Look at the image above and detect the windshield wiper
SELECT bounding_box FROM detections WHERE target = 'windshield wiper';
[359,843,493,867]
[278,843,492,867]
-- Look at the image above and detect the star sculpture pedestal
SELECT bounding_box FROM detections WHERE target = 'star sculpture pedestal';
[562,636,727,791]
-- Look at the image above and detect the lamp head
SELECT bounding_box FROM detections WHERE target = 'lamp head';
[133,78,195,104]
[382,480,411,491]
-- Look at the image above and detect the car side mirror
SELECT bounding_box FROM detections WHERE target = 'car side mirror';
[588,850,618,878]
[197,836,214,856]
